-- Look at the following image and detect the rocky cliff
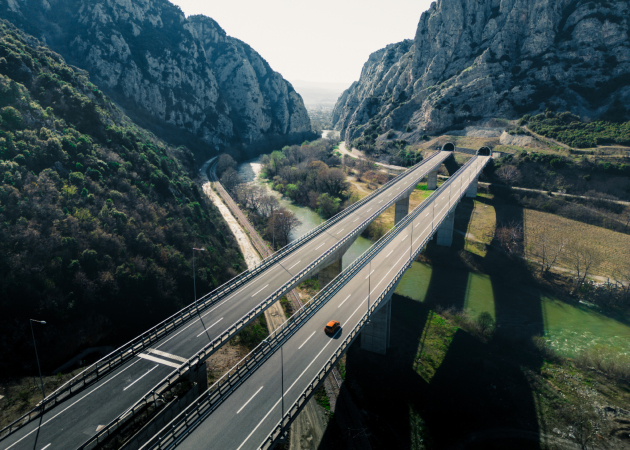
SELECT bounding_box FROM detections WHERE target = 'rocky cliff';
[332,0,630,146]
[1,0,311,154]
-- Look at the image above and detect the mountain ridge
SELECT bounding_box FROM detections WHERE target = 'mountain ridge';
[332,0,630,147]
[0,0,313,159]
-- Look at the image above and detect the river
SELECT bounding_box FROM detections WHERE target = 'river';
[237,157,630,358]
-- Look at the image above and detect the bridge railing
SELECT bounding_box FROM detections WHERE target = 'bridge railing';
[134,156,487,450]
[0,151,447,440]
[260,155,489,448]
[70,152,450,449]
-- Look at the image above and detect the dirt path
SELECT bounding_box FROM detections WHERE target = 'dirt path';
[199,158,285,329]
[338,142,406,172]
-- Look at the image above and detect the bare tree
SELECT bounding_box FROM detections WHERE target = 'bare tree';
[219,167,241,194]
[567,241,599,291]
[536,231,568,275]
[215,154,237,177]
[496,165,521,188]
[267,208,301,249]
[495,221,524,257]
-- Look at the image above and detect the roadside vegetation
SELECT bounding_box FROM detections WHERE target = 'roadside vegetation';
[0,21,245,376]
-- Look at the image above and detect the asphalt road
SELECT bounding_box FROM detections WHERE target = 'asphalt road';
[173,156,490,450]
[0,151,452,450]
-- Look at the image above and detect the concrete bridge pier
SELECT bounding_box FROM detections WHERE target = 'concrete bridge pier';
[436,210,455,246]
[427,170,438,190]
[361,295,391,355]
[394,196,410,225]
[466,177,478,198]
[318,258,342,290]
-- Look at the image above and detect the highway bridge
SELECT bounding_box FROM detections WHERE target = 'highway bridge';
[1,149,462,450]
[131,152,492,450]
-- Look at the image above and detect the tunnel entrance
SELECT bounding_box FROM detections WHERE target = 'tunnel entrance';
[477,146,492,156]
[442,142,455,152]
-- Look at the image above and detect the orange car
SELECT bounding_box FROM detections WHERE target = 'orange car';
[324,320,341,335]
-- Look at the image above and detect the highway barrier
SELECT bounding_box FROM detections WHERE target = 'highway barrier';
[132,156,488,450]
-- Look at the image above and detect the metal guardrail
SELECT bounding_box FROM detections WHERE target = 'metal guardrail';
[72,152,450,449]
[0,152,445,441]
[260,155,489,449]
[135,156,488,450]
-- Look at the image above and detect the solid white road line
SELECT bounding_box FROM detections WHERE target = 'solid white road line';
[237,386,264,414]
[338,294,352,308]
[236,397,282,450]
[40,445,51,450]
[137,353,181,369]
[251,284,269,297]
[298,331,317,349]
[4,359,143,449]
[196,318,224,337]
[124,365,159,391]
[365,270,375,279]
[288,260,301,270]
[147,349,187,363]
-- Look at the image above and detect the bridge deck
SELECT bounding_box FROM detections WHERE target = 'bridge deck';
[1,152,452,450]
[146,156,490,450]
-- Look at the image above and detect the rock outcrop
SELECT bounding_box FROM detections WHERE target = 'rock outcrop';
[332,0,630,146]
[1,0,311,153]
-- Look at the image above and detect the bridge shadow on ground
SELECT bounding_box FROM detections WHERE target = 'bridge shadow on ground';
[318,191,547,449]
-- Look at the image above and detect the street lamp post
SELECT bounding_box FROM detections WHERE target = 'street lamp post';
[29,319,46,401]
[272,212,283,251]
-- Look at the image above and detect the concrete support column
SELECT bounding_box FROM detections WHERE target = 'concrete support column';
[318,258,342,290]
[394,196,410,225]
[361,296,391,355]
[436,210,455,247]
[466,177,478,198]
[427,170,438,190]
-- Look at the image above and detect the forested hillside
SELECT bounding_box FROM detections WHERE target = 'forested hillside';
[0,20,244,374]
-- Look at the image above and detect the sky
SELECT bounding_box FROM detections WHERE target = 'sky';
[170,0,434,86]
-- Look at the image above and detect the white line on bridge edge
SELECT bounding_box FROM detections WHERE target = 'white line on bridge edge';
[237,386,264,414]
[298,331,317,349]
[288,260,301,270]
[124,365,159,391]
[197,317,224,337]
[371,253,406,294]
[338,294,352,308]
[251,284,269,297]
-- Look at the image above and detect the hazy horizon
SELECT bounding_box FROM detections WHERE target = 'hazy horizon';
[171,0,433,85]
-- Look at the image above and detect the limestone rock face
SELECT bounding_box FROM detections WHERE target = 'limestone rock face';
[332,0,630,145]
[2,0,310,151]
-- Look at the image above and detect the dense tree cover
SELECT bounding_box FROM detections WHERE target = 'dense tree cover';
[260,139,350,218]
[520,110,630,148]
[0,21,244,374]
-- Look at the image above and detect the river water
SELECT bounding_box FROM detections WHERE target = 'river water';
[237,158,630,358]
